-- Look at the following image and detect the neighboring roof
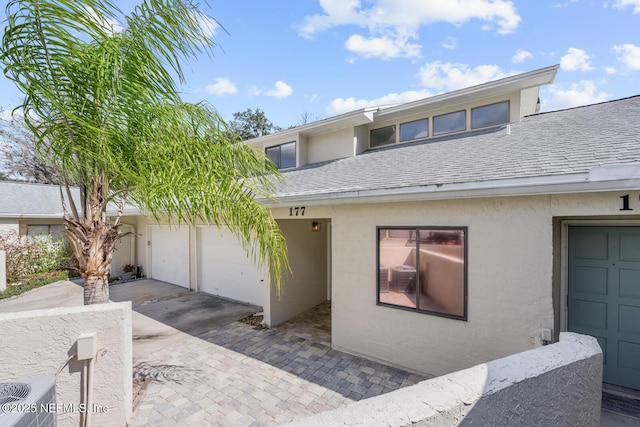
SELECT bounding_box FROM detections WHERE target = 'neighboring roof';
[0,181,140,218]
[265,96,640,205]
[0,181,78,218]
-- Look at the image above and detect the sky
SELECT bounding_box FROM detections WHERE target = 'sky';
[1,0,640,129]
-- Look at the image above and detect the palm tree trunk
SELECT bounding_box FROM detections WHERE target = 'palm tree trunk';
[84,274,110,304]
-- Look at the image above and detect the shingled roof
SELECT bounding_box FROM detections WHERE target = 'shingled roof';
[268,96,640,203]
[0,181,78,218]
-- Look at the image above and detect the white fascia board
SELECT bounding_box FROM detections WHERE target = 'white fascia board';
[247,108,378,145]
[0,213,66,219]
[262,172,640,207]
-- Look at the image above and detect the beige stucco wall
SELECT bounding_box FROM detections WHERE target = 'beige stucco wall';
[0,302,132,426]
[327,195,555,376]
[0,218,20,235]
[266,218,329,326]
[297,190,639,377]
[306,128,354,164]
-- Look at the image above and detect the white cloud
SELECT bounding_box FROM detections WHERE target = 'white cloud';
[264,81,294,99]
[613,43,640,69]
[441,37,457,50]
[417,61,512,91]
[542,80,610,111]
[606,66,618,74]
[512,49,532,63]
[85,6,123,35]
[560,48,594,71]
[345,34,421,59]
[191,12,219,39]
[613,0,640,13]
[204,78,237,96]
[327,89,434,115]
[298,0,521,58]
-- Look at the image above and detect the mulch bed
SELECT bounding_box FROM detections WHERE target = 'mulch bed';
[239,313,264,328]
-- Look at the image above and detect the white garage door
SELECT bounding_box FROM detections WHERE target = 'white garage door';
[149,225,190,288]
[197,226,264,306]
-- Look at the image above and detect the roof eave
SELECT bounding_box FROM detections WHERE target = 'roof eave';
[375,64,559,120]
[261,167,640,207]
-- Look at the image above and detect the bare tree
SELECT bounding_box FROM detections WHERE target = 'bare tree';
[0,111,63,184]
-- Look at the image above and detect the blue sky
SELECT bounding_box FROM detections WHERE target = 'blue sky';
[2,0,640,128]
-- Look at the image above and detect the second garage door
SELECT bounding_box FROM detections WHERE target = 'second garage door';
[149,225,190,288]
[197,226,264,306]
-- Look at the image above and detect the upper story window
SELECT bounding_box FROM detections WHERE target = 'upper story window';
[433,110,466,136]
[266,141,296,169]
[370,125,396,148]
[471,101,510,129]
[400,119,428,142]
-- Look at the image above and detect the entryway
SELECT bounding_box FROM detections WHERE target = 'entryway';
[568,226,640,391]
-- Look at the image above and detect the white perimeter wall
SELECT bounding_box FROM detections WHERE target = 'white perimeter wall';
[0,302,133,426]
[272,190,639,376]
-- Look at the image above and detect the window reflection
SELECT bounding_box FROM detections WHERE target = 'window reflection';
[378,227,467,319]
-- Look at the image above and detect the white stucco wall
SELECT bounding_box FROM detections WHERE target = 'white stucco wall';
[269,190,640,377]
[307,128,355,164]
[0,218,19,235]
[285,333,602,427]
[0,302,133,426]
[327,195,556,376]
[266,218,329,326]
[0,250,5,291]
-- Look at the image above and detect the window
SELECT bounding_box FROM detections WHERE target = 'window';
[370,125,396,148]
[400,119,428,142]
[471,101,510,129]
[433,110,466,136]
[377,226,467,320]
[24,224,64,238]
[266,141,296,169]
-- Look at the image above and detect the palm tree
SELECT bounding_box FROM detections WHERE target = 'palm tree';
[1,0,288,304]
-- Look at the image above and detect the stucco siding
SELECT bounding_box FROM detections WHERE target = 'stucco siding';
[0,219,19,235]
[329,195,555,376]
[267,218,329,326]
[0,303,133,426]
[307,128,354,164]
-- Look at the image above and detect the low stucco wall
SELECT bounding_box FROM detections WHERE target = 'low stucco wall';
[285,333,602,427]
[0,302,132,426]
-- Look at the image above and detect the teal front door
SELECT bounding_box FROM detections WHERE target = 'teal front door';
[568,226,640,390]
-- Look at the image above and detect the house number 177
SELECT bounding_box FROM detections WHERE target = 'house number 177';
[289,207,306,216]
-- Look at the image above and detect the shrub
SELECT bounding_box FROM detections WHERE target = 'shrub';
[0,230,74,282]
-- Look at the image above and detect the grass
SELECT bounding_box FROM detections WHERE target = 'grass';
[0,270,75,300]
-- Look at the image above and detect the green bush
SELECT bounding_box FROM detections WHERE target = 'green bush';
[0,230,75,281]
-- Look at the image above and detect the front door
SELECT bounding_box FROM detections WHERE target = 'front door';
[568,226,640,390]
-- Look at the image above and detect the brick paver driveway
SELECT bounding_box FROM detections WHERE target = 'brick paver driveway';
[132,306,429,426]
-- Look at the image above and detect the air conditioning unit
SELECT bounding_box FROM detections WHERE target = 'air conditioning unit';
[0,375,57,427]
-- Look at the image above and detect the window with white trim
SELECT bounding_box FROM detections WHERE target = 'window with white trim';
[266,141,296,169]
